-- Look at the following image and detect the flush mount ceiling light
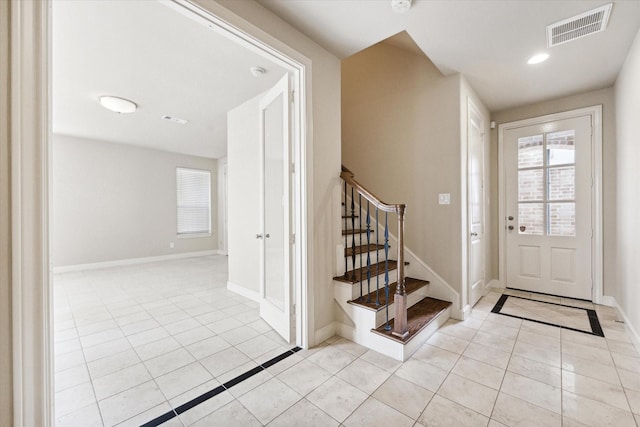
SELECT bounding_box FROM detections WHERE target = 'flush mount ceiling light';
[98,95,137,114]
[391,0,412,14]
[250,66,266,77]
[527,53,550,65]
[162,115,189,125]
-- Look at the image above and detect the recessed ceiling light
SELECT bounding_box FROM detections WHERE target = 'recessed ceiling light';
[250,66,266,77]
[391,0,412,14]
[527,53,550,65]
[162,115,189,125]
[98,96,137,114]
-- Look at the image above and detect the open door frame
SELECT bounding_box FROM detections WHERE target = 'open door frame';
[8,0,312,424]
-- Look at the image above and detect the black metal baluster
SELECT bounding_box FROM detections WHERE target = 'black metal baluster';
[366,201,371,302]
[350,187,356,281]
[384,212,391,331]
[344,181,347,277]
[375,207,380,306]
[359,194,363,299]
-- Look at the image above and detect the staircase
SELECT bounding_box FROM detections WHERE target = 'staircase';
[334,166,452,361]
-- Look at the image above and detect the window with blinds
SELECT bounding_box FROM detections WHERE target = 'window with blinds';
[176,167,211,235]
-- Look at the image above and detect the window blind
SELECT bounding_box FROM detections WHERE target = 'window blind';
[176,167,211,235]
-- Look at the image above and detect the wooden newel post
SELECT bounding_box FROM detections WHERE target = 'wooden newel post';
[393,205,409,339]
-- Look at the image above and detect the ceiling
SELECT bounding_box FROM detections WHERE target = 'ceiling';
[53,0,286,159]
[256,0,640,111]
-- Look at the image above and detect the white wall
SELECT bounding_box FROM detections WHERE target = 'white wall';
[52,134,217,267]
[217,156,228,254]
[227,94,261,295]
[614,28,640,344]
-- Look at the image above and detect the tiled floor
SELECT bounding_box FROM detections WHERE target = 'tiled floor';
[55,258,640,426]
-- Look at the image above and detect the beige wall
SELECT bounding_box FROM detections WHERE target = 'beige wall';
[227,93,261,295]
[490,87,616,296]
[614,28,640,339]
[52,135,217,267]
[0,0,13,423]
[342,40,469,296]
[196,0,342,339]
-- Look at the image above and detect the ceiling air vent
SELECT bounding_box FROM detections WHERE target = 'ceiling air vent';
[546,3,613,48]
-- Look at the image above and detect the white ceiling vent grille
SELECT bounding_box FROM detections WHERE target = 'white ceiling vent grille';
[546,3,613,48]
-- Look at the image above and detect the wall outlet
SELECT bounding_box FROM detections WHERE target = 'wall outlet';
[169,242,175,249]
[438,193,451,205]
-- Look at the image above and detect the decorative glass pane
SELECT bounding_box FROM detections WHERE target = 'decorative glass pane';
[548,203,575,236]
[518,135,543,168]
[518,169,544,201]
[518,203,544,235]
[547,130,575,165]
[548,166,575,201]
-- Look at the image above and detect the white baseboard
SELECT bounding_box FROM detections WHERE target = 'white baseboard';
[226,281,260,302]
[608,297,640,353]
[315,322,337,344]
[486,279,503,291]
[53,250,218,273]
[600,295,617,307]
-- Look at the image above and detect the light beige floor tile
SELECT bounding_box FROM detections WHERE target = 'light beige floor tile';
[98,380,166,426]
[56,350,87,373]
[487,312,523,329]
[55,364,90,393]
[480,319,520,340]
[77,319,119,337]
[120,318,160,337]
[218,325,260,346]
[200,346,251,378]
[55,337,82,356]
[55,402,103,427]
[331,337,369,357]
[268,398,338,427]
[93,363,151,401]
[562,341,614,366]
[500,371,561,414]
[372,375,433,420]
[185,335,231,360]
[419,394,489,427]
[463,342,511,369]
[177,387,234,426]
[144,348,195,378]
[452,355,505,390]
[343,397,413,427]
[411,343,460,371]
[562,390,636,427]
[437,373,498,417]
[625,387,640,415]
[513,340,561,368]
[164,318,202,336]
[517,329,561,351]
[611,351,640,373]
[394,359,448,392]
[562,417,590,427]
[173,326,215,347]
[521,320,561,338]
[228,369,274,399]
[607,339,640,357]
[259,350,303,375]
[83,338,132,363]
[277,359,332,396]
[602,328,632,344]
[236,335,282,359]
[55,382,96,418]
[306,377,368,423]
[426,332,470,354]
[561,329,608,349]
[562,370,630,411]
[307,346,357,374]
[561,352,621,386]
[472,330,516,353]
[491,392,561,427]
[438,320,478,340]
[87,349,141,380]
[488,421,509,427]
[80,328,124,349]
[155,362,213,400]
[617,368,640,391]
[126,326,170,348]
[238,378,302,424]
[508,354,561,387]
[113,402,173,427]
[336,358,391,394]
[133,336,181,361]
[190,400,261,427]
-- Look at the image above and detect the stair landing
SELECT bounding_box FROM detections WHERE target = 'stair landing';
[371,297,451,344]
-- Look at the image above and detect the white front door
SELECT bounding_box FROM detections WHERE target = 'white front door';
[468,101,485,307]
[505,115,592,299]
[259,75,294,343]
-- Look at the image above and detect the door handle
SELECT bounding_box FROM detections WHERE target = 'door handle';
[265,234,270,238]
[256,234,263,239]
[470,232,478,237]
[508,216,514,221]
[508,225,514,231]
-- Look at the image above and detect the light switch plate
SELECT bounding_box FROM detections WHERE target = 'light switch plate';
[438,193,450,205]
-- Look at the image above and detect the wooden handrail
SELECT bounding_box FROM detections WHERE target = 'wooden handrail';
[341,165,409,339]
[340,166,405,214]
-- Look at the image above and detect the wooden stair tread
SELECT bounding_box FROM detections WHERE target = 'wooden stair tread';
[345,244,385,257]
[333,260,409,284]
[342,229,373,235]
[347,277,430,311]
[371,297,452,344]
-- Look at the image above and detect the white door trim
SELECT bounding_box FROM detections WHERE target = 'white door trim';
[498,105,603,303]
[10,0,312,424]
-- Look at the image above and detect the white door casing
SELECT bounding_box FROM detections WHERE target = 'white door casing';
[259,74,294,343]
[504,115,592,300]
[468,100,485,307]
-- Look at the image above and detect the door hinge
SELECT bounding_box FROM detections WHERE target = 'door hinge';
[290,90,295,103]
[291,234,295,244]
[290,163,295,174]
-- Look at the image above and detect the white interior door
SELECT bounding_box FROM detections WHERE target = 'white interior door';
[468,102,485,307]
[505,116,592,299]
[259,74,293,343]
